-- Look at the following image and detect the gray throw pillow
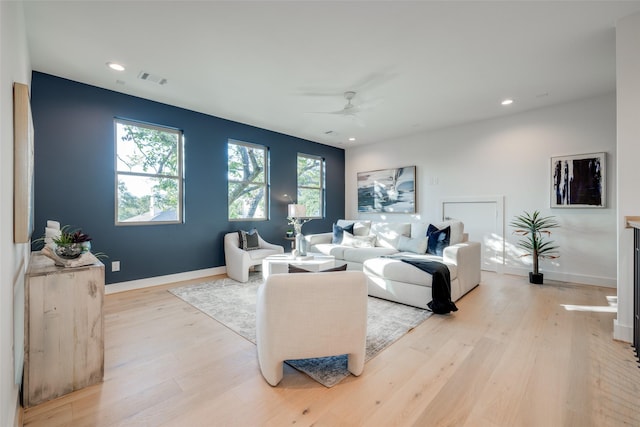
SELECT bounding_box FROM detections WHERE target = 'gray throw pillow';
[238,229,260,251]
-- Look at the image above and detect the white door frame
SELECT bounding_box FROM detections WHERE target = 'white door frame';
[440,196,505,273]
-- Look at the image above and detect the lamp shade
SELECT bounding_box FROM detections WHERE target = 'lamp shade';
[288,204,306,218]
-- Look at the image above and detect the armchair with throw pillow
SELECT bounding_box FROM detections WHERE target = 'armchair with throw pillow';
[224,230,284,283]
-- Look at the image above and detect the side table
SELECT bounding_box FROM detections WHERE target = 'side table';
[23,251,105,407]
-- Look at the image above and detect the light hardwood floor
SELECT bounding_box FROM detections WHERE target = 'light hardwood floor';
[23,272,640,426]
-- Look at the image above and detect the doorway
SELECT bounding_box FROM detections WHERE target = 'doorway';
[441,196,504,272]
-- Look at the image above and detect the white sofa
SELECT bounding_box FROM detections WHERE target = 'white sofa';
[304,219,481,309]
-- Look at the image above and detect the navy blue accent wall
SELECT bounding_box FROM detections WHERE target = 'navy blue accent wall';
[30,72,345,284]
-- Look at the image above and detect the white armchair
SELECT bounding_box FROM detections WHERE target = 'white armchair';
[224,232,284,283]
[256,270,368,386]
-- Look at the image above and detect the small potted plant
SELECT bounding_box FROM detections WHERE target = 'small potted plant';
[52,226,92,259]
[510,210,559,284]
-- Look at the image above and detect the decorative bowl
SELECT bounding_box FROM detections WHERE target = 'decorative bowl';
[54,243,83,259]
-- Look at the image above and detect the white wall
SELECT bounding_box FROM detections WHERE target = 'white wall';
[1,0,32,425]
[615,12,640,343]
[346,93,617,287]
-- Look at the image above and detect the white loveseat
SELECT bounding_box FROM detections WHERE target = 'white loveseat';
[304,219,481,309]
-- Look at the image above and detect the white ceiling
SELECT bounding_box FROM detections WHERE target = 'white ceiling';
[22,1,640,148]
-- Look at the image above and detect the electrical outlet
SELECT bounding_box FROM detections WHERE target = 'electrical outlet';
[112,261,120,272]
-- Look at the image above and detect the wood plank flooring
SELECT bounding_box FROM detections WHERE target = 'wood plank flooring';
[23,272,640,426]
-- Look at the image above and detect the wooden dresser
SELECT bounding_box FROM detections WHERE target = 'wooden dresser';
[23,251,105,407]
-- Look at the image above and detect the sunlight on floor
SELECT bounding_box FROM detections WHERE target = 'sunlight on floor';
[561,294,617,313]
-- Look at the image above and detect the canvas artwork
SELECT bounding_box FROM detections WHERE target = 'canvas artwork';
[14,82,35,242]
[357,166,415,213]
[551,152,605,208]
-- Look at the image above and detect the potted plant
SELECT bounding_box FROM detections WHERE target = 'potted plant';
[510,210,559,284]
[52,226,93,259]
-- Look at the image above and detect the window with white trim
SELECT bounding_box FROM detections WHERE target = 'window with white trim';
[115,119,183,225]
[228,140,269,220]
[297,153,324,218]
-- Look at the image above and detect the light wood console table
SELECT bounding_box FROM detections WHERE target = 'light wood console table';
[23,251,105,407]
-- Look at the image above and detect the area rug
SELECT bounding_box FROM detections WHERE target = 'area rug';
[169,274,431,387]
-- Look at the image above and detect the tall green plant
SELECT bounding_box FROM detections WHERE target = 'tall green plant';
[510,210,559,275]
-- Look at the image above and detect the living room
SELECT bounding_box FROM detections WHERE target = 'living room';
[2,1,640,426]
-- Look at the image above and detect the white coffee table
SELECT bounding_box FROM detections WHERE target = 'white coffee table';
[262,253,336,279]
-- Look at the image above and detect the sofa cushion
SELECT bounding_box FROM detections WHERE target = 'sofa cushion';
[238,229,260,250]
[370,222,411,249]
[363,255,458,286]
[332,223,354,244]
[313,244,349,259]
[342,231,376,248]
[426,224,450,256]
[336,219,372,237]
[342,247,399,264]
[397,235,428,254]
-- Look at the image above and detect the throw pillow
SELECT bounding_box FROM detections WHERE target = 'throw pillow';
[332,223,354,244]
[288,263,348,273]
[426,224,450,256]
[238,228,260,251]
[341,231,376,248]
[397,235,428,254]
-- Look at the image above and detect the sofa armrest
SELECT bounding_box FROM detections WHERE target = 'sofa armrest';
[304,232,333,246]
[259,235,285,253]
[443,241,481,294]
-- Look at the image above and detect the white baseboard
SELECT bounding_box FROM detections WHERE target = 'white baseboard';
[105,266,227,294]
[501,266,616,288]
[613,319,633,343]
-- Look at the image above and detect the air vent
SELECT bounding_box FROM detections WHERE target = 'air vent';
[138,71,167,85]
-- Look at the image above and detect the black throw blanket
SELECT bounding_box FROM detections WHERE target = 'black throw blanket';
[389,257,458,314]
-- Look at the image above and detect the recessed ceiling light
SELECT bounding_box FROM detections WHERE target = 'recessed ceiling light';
[106,62,125,71]
[501,99,514,106]
[348,137,356,142]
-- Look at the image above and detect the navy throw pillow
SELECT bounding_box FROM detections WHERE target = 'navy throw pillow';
[426,224,450,256]
[238,228,260,251]
[332,223,354,244]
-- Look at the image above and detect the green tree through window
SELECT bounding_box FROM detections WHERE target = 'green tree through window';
[228,140,268,220]
[115,119,183,224]
[297,153,324,218]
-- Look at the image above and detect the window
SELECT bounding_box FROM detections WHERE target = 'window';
[297,153,324,218]
[228,140,268,220]
[115,119,183,225]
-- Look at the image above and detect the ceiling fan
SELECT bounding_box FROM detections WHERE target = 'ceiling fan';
[310,91,367,126]
[331,91,359,116]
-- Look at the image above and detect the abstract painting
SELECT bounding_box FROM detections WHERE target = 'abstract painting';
[551,152,605,208]
[357,166,415,213]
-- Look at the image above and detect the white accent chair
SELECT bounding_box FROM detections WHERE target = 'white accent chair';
[224,232,284,283]
[256,270,368,386]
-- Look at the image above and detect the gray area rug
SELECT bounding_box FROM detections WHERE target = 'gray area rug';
[169,274,431,387]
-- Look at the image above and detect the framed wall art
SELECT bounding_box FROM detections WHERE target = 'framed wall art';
[14,82,35,242]
[357,166,415,213]
[551,152,605,208]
